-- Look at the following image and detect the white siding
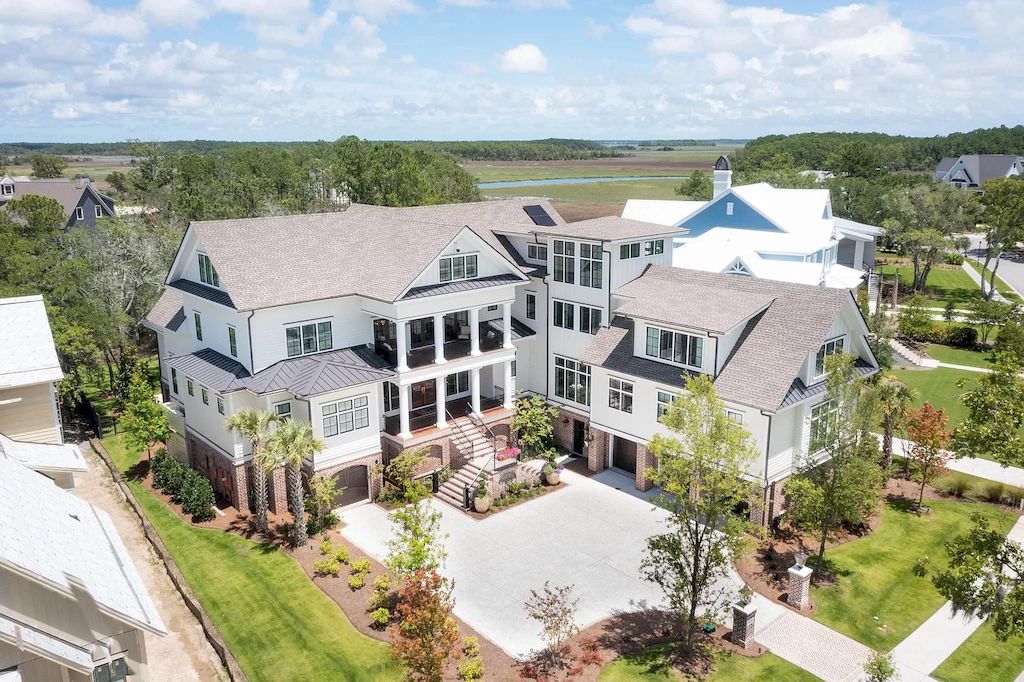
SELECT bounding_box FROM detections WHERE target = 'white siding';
[0,382,60,444]
[308,384,385,470]
[609,238,674,290]
[405,229,523,290]
[249,296,371,373]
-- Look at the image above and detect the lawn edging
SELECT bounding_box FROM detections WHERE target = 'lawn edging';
[90,437,247,682]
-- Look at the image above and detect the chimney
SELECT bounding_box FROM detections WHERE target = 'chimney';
[74,174,91,189]
[712,155,732,199]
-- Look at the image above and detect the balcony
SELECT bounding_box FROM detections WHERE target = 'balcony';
[161,400,186,435]
[383,395,503,437]
[405,325,505,369]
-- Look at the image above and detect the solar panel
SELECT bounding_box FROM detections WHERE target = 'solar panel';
[523,204,556,227]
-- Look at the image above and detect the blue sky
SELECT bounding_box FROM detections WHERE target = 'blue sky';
[1,0,1020,142]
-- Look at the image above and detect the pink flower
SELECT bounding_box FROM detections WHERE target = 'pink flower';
[496,446,521,461]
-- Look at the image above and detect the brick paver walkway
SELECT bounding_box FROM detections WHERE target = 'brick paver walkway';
[756,611,873,682]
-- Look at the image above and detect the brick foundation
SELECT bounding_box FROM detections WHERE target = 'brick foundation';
[635,442,657,492]
[266,465,288,514]
[315,451,384,502]
[751,478,787,527]
[187,433,248,512]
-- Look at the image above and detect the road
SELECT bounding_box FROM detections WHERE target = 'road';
[964,232,1024,297]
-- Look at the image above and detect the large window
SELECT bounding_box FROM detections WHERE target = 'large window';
[656,390,673,420]
[554,356,590,405]
[198,253,220,287]
[645,326,704,369]
[579,243,603,288]
[553,240,575,284]
[322,395,370,437]
[809,400,839,452]
[382,382,399,412]
[527,244,548,261]
[619,242,640,259]
[193,311,203,341]
[608,377,633,413]
[228,326,238,357]
[644,239,665,256]
[814,337,845,377]
[171,368,178,394]
[439,254,478,282]
[579,306,602,334]
[446,371,470,395]
[553,300,575,330]
[274,401,292,419]
[526,292,536,320]
[286,321,333,357]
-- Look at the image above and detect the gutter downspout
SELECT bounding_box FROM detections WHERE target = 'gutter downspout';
[602,246,613,326]
[762,411,773,526]
[245,310,256,373]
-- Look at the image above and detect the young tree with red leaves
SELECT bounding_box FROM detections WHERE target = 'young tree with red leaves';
[906,402,954,511]
[391,570,460,682]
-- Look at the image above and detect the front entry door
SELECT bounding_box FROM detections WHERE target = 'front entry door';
[572,419,586,456]
[612,437,638,474]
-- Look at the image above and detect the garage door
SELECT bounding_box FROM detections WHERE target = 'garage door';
[612,437,637,474]
[332,465,369,508]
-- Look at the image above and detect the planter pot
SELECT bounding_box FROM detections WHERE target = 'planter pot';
[473,496,491,513]
[545,472,560,486]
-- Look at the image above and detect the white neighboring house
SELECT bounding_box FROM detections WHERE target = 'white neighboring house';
[0,453,167,682]
[0,295,85,489]
[622,157,881,289]
[143,198,878,523]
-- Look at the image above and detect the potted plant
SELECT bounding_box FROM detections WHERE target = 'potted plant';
[542,462,562,486]
[473,480,491,513]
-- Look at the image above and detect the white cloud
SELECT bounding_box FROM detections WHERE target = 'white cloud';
[583,17,610,38]
[139,0,211,26]
[501,43,548,73]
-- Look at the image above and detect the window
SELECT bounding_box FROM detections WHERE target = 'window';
[93,657,128,682]
[217,396,225,415]
[322,395,370,437]
[726,202,734,216]
[526,292,536,320]
[809,400,839,452]
[645,326,704,368]
[197,253,220,287]
[228,326,238,357]
[552,300,575,330]
[579,306,602,334]
[439,254,478,282]
[656,391,674,420]
[171,368,178,394]
[579,242,603,288]
[619,242,641,259]
[446,371,470,395]
[527,244,548,261]
[186,378,194,396]
[644,240,664,256]
[0,184,12,196]
[75,206,84,220]
[553,239,575,284]
[487,305,498,311]
[201,387,209,405]
[554,356,590,405]
[274,401,292,419]
[608,377,633,413]
[286,321,333,357]
[511,360,517,377]
[814,337,845,377]
[725,409,744,424]
[382,382,399,412]
[194,312,203,341]
[94,205,103,218]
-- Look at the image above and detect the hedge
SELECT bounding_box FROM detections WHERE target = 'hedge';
[151,450,217,522]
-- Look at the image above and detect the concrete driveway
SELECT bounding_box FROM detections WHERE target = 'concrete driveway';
[340,467,752,657]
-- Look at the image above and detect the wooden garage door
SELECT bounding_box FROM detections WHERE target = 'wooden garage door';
[332,465,369,508]
[612,438,638,474]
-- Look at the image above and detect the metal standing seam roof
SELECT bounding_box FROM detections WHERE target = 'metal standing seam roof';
[143,288,186,332]
[402,273,526,300]
[483,316,536,340]
[779,359,879,409]
[0,294,63,387]
[167,278,235,308]
[0,456,167,636]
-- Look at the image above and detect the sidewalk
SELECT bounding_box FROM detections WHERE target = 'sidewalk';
[961,261,1009,302]
[755,610,873,681]
[886,434,1024,488]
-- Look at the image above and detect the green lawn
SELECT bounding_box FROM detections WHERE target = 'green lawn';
[933,621,1024,682]
[598,643,817,681]
[966,260,1022,302]
[924,343,993,369]
[890,366,981,428]
[482,178,683,204]
[102,435,400,682]
[81,356,160,436]
[468,165,689,183]
[811,498,1016,651]
[877,264,985,306]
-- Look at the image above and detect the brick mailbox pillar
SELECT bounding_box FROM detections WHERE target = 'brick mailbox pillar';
[788,564,813,610]
[731,602,757,649]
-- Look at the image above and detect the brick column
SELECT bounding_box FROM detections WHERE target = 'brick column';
[635,443,656,491]
[731,602,757,649]
[267,466,288,515]
[788,564,813,610]
[231,462,249,513]
[587,428,607,472]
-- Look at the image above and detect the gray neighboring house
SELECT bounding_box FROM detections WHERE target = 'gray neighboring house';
[0,175,115,229]
[934,154,1024,189]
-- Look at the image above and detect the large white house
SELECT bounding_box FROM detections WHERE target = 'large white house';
[622,157,881,289]
[144,199,877,521]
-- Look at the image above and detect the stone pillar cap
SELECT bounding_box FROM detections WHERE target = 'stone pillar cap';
[788,564,814,578]
[733,601,757,615]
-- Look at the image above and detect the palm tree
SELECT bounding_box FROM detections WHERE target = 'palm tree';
[267,419,324,546]
[225,409,278,533]
[876,378,917,469]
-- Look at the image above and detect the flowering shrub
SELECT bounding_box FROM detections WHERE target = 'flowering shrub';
[496,446,521,461]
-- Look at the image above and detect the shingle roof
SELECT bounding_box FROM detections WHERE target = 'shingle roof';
[585,267,860,412]
[535,216,684,241]
[0,178,111,220]
[0,295,63,387]
[403,273,525,300]
[779,359,878,409]
[0,455,166,635]
[0,433,87,474]
[144,288,185,332]
[940,154,1023,185]
[168,278,235,308]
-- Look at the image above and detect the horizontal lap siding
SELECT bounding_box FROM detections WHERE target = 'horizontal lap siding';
[0,383,59,443]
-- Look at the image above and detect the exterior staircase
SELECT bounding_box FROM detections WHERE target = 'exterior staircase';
[866,272,881,313]
[435,415,497,509]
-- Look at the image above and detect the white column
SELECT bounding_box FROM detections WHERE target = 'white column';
[433,313,447,365]
[853,239,865,270]
[435,375,447,428]
[395,320,409,371]
[502,301,514,349]
[398,383,411,438]
[470,367,481,415]
[469,307,481,356]
[503,360,514,409]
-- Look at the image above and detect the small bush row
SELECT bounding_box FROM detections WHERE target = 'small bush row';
[903,322,979,348]
[313,538,351,577]
[458,636,484,680]
[934,473,1024,505]
[367,574,393,629]
[150,450,216,522]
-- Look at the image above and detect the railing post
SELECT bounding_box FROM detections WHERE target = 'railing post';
[432,470,439,493]
[463,484,470,510]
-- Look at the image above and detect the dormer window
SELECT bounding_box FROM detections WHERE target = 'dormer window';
[198,253,220,287]
[645,325,703,369]
[814,337,845,377]
[1,184,12,196]
[286,320,333,357]
[439,254,478,282]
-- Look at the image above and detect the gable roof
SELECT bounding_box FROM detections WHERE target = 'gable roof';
[727,183,832,236]
[0,454,166,635]
[0,433,87,474]
[940,154,1024,185]
[621,199,706,226]
[586,266,861,412]
[143,288,186,332]
[0,295,63,387]
[0,178,112,220]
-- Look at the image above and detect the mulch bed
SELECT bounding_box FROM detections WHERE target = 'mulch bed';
[466,480,566,520]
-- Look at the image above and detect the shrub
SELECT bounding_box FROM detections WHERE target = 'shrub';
[368,586,392,611]
[1004,486,1024,506]
[351,558,372,575]
[461,636,480,658]
[320,538,335,556]
[373,574,392,592]
[943,252,965,265]
[457,656,484,681]
[912,556,930,577]
[946,325,979,349]
[935,473,972,498]
[348,574,366,590]
[368,607,390,629]
[977,481,1007,503]
[313,557,341,576]
[334,544,350,565]
[179,471,216,522]
[579,649,604,666]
